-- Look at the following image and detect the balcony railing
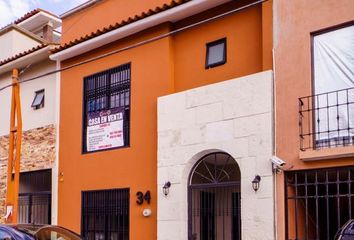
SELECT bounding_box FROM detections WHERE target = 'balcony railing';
[299,87,354,150]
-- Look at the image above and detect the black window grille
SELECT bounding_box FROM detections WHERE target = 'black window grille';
[299,87,354,150]
[285,166,354,240]
[81,188,130,240]
[18,169,52,224]
[188,152,241,240]
[83,63,131,153]
[18,192,51,224]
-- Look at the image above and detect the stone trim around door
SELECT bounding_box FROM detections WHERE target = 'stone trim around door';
[157,71,274,240]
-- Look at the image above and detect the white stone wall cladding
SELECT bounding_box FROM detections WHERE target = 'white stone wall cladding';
[157,71,274,240]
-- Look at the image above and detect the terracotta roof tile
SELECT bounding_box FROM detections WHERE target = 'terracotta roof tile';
[13,9,41,24]
[0,8,59,33]
[51,0,191,54]
[14,8,59,24]
[0,44,53,67]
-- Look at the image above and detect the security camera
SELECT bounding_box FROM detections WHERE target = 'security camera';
[271,156,286,167]
[270,156,292,174]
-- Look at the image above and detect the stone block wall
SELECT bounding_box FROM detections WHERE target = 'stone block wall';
[0,124,55,223]
[157,71,274,240]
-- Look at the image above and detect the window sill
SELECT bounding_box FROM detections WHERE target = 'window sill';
[300,145,354,161]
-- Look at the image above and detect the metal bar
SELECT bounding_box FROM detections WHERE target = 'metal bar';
[217,156,230,182]
[299,97,304,150]
[308,96,312,149]
[315,171,319,240]
[300,101,354,112]
[349,168,352,219]
[19,191,52,196]
[189,181,241,189]
[337,170,340,230]
[326,93,330,146]
[336,91,340,146]
[346,89,350,143]
[285,174,289,239]
[326,171,329,240]
[28,195,32,224]
[188,187,192,240]
[299,86,354,100]
[287,193,354,200]
[194,170,214,183]
[202,161,216,182]
[214,154,217,184]
[295,173,298,239]
[223,188,225,240]
[305,172,308,240]
[316,94,320,149]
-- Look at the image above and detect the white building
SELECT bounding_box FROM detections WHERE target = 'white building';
[0,9,61,224]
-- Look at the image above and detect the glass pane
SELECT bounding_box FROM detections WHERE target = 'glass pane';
[125,91,130,105]
[32,91,44,107]
[208,42,225,65]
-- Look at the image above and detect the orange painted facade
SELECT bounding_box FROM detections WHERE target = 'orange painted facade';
[173,1,264,91]
[274,0,354,239]
[57,0,272,238]
[61,0,172,44]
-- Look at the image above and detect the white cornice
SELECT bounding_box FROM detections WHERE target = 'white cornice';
[0,46,53,75]
[60,0,102,19]
[51,0,230,62]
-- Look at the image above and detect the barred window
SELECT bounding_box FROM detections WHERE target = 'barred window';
[81,188,130,240]
[285,166,354,239]
[83,63,131,153]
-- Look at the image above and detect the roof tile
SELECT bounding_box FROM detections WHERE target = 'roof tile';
[51,0,191,54]
[14,8,59,24]
[0,8,59,32]
[0,44,54,67]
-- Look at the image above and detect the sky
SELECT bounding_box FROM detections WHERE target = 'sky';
[0,0,88,28]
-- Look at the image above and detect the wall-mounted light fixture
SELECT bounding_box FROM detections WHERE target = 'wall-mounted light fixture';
[252,175,261,192]
[163,181,171,196]
[59,172,64,182]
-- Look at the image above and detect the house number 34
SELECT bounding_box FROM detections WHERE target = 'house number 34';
[136,190,151,205]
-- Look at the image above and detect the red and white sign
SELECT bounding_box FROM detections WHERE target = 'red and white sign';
[86,108,124,152]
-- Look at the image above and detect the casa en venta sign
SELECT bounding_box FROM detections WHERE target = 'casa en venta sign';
[86,107,124,152]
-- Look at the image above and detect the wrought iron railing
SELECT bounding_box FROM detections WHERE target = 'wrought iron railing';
[299,87,354,150]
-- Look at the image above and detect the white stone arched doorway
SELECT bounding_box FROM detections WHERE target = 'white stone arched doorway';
[188,152,241,240]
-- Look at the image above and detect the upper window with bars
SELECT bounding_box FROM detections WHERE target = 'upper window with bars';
[83,63,131,153]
